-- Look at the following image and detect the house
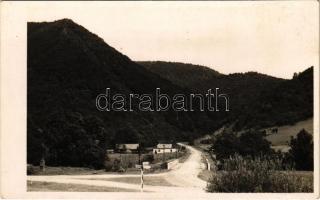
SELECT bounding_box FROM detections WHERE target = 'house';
[153,143,177,154]
[116,144,139,153]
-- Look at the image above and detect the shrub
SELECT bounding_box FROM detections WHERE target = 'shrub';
[104,161,113,171]
[211,132,240,160]
[269,172,313,192]
[111,159,121,172]
[142,154,154,163]
[288,129,313,170]
[207,155,313,192]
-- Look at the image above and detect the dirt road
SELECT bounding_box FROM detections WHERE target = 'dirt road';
[163,143,207,188]
[28,144,207,192]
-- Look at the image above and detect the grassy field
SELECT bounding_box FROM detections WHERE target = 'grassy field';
[28,166,146,176]
[27,181,139,192]
[28,166,107,176]
[266,118,313,151]
[266,118,313,145]
[88,176,175,186]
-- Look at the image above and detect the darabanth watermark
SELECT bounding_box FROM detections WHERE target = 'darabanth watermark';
[96,88,230,112]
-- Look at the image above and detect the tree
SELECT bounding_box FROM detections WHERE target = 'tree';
[114,125,139,144]
[211,131,240,160]
[239,131,273,157]
[289,129,313,170]
[211,130,273,161]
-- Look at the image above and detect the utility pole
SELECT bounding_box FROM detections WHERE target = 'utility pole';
[162,144,165,163]
[138,144,141,165]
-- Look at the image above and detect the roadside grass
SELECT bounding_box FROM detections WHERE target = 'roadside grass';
[178,148,191,163]
[27,181,139,192]
[272,171,313,192]
[207,155,313,193]
[208,170,313,193]
[28,166,144,176]
[87,176,175,187]
[198,151,215,182]
[198,170,213,182]
[27,166,106,176]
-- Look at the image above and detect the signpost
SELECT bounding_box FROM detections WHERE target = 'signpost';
[136,164,144,192]
[162,144,165,163]
[140,167,144,192]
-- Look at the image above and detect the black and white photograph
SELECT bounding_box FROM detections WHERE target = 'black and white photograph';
[0,1,319,199]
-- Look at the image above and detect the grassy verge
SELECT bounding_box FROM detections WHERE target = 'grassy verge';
[178,148,191,163]
[27,181,139,192]
[27,166,107,176]
[28,166,144,176]
[194,144,216,182]
[88,176,175,187]
[198,170,213,182]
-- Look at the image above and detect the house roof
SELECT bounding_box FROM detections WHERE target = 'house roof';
[117,144,139,150]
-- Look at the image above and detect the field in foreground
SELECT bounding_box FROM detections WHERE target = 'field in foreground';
[88,176,175,187]
[27,181,139,192]
[206,155,313,193]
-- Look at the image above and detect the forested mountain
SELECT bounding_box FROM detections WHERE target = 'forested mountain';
[140,61,313,130]
[139,61,221,91]
[27,19,214,168]
[243,67,313,129]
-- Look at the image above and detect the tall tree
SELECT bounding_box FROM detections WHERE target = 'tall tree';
[289,129,313,170]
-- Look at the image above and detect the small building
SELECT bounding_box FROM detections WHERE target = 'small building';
[153,143,177,154]
[116,144,139,153]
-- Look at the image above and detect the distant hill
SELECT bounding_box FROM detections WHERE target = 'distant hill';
[140,61,313,130]
[243,66,313,129]
[138,61,221,91]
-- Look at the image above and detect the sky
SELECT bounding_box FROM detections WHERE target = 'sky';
[18,1,320,78]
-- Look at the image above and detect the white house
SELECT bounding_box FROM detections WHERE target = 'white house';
[153,143,177,154]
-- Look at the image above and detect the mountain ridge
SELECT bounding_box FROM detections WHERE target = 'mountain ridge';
[139,61,313,130]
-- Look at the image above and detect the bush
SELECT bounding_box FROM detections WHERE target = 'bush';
[211,132,240,160]
[268,172,313,192]
[104,161,113,171]
[111,159,121,172]
[207,155,313,192]
[288,129,313,170]
[142,154,154,163]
